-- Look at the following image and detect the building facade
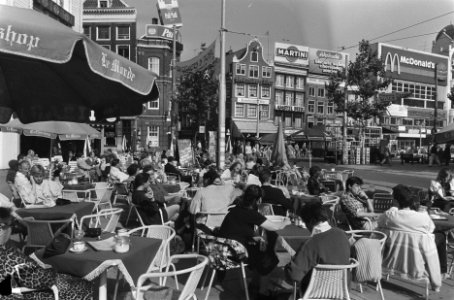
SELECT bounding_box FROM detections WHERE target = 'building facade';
[82,0,137,150]
[226,39,277,138]
[136,21,183,150]
[0,0,81,32]
[372,43,450,149]
[272,42,308,135]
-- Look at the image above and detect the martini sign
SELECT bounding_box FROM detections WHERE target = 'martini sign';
[274,42,309,66]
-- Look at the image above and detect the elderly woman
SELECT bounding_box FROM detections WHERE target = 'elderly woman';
[189,169,236,228]
[0,207,93,299]
[429,167,454,212]
[30,164,63,207]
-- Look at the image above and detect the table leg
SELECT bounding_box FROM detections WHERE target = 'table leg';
[99,271,107,300]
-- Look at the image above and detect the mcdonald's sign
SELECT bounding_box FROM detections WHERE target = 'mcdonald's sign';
[378,44,449,86]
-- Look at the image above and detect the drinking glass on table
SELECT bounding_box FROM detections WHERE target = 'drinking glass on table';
[74,229,85,241]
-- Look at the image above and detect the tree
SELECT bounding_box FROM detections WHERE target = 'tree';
[448,85,454,103]
[175,63,218,132]
[326,40,393,146]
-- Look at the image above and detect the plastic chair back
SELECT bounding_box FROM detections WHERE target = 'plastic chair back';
[373,193,394,213]
[79,208,122,233]
[23,217,74,253]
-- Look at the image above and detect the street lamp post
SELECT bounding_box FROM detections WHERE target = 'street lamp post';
[217,0,226,168]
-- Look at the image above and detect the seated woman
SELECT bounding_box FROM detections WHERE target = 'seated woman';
[340,176,376,230]
[221,161,243,182]
[377,184,447,279]
[30,164,63,207]
[189,169,237,228]
[108,158,129,183]
[306,166,326,196]
[132,173,179,225]
[0,207,93,299]
[217,185,290,277]
[429,167,454,212]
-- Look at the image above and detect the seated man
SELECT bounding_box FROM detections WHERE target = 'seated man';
[340,176,376,230]
[259,168,293,216]
[264,202,351,298]
[30,165,63,207]
[164,157,192,183]
[108,158,129,183]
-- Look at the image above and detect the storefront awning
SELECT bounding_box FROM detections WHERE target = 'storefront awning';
[231,120,278,137]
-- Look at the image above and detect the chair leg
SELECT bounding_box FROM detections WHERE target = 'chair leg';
[125,205,133,226]
[112,269,122,300]
[204,269,217,300]
[377,280,385,300]
[425,280,429,300]
[359,283,363,293]
[200,267,210,291]
[240,263,250,300]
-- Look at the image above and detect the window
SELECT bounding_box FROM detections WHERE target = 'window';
[285,115,292,127]
[148,98,159,110]
[317,88,325,98]
[285,93,293,106]
[308,100,315,113]
[296,77,304,89]
[295,93,304,107]
[146,126,159,147]
[317,102,324,114]
[248,85,258,98]
[261,86,271,98]
[285,76,294,88]
[294,116,302,128]
[148,57,160,75]
[235,103,245,117]
[275,91,283,105]
[116,26,130,40]
[236,84,245,97]
[83,26,91,39]
[262,66,272,78]
[249,65,259,78]
[96,26,110,40]
[98,0,109,8]
[308,87,315,97]
[236,64,246,75]
[117,45,130,59]
[276,74,284,87]
[247,105,257,118]
[251,50,258,62]
[260,105,269,119]
[402,118,413,125]
[327,102,334,114]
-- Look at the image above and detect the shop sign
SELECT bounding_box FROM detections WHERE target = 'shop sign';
[274,105,305,112]
[199,126,205,133]
[407,108,447,118]
[408,129,420,134]
[274,42,309,66]
[308,48,347,75]
[385,104,408,117]
[237,98,269,105]
[145,24,180,41]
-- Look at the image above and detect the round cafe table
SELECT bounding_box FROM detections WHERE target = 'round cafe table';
[431,214,454,231]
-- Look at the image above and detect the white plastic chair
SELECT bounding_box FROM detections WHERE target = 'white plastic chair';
[78,208,122,233]
[134,254,208,300]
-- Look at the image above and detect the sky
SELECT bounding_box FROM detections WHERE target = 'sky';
[125,0,454,61]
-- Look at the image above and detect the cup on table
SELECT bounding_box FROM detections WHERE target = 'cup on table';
[73,241,86,252]
[74,229,85,240]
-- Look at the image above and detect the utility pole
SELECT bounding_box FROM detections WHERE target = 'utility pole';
[256,88,260,138]
[342,55,349,165]
[433,63,438,137]
[169,25,177,154]
[217,0,226,168]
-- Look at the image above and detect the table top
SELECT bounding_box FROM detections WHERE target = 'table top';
[357,211,383,218]
[431,214,454,230]
[276,224,311,251]
[17,202,95,221]
[36,233,161,287]
[63,183,95,191]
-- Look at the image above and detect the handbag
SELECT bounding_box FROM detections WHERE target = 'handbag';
[42,233,71,258]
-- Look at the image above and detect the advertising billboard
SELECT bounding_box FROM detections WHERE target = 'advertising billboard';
[274,42,309,67]
[308,48,347,75]
[156,0,182,27]
[380,44,448,86]
[145,24,180,41]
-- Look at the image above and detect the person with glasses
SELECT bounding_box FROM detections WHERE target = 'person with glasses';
[30,164,63,207]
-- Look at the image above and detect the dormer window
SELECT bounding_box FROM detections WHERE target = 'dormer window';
[251,50,258,62]
[98,0,109,8]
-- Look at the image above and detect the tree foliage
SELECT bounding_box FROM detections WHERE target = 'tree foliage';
[175,64,218,131]
[326,40,393,128]
[448,85,454,103]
